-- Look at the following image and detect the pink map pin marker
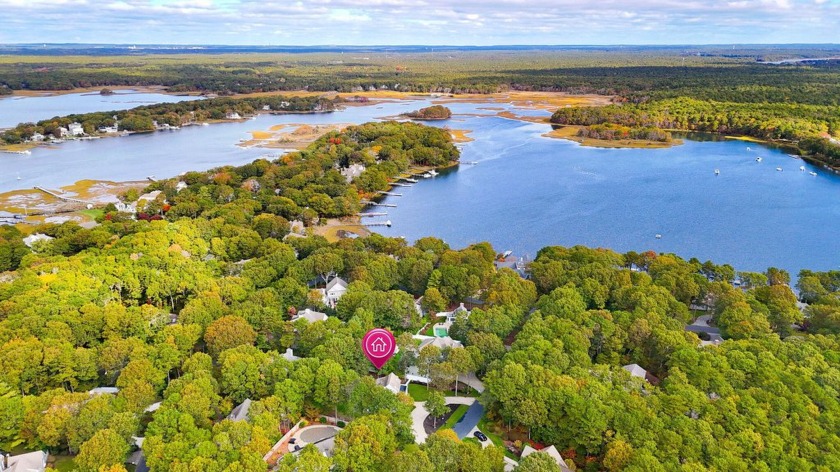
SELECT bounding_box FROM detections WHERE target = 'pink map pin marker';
[362,328,396,369]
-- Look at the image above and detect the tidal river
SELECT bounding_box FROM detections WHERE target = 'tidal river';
[2,95,839,277]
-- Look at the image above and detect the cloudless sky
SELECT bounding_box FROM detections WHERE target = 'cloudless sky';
[1,0,839,45]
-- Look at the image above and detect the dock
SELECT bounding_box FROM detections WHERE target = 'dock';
[34,186,94,206]
[360,200,398,208]
[391,182,413,187]
[377,191,403,197]
[364,220,392,227]
[359,212,388,217]
[401,178,418,183]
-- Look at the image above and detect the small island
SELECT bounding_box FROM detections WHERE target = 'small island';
[404,105,452,120]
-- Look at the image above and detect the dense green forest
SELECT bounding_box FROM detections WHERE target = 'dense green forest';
[0,95,338,144]
[551,98,840,168]
[1,120,839,471]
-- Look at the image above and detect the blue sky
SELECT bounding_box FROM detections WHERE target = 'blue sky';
[1,0,839,45]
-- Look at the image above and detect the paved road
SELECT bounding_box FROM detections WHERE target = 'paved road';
[452,401,484,439]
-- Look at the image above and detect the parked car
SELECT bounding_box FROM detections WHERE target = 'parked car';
[473,431,488,442]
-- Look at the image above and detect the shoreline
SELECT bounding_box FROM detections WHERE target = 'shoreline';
[543,125,683,149]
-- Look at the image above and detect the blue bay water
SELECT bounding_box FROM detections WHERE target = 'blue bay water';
[1,93,838,276]
[0,90,202,129]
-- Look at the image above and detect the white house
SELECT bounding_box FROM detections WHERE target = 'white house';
[88,387,120,395]
[225,112,242,120]
[68,122,84,136]
[416,335,463,350]
[340,164,366,183]
[376,373,407,394]
[521,445,573,472]
[56,126,69,138]
[321,277,348,308]
[1,450,48,472]
[292,308,329,324]
[29,132,45,142]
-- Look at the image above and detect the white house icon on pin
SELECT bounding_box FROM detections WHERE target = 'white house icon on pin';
[371,337,387,354]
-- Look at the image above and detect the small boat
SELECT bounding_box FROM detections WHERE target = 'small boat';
[810,171,818,176]
[428,169,438,177]
[655,234,662,239]
[714,169,720,175]
[746,147,751,151]
[799,166,806,171]
[502,250,513,259]
[423,172,433,178]
[776,167,783,171]
[463,161,479,165]
[755,157,762,162]
[201,122,209,126]
[16,175,21,180]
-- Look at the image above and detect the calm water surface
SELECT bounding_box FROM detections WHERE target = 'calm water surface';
[2,96,838,276]
[0,90,202,128]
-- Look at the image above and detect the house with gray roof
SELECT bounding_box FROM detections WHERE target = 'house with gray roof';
[521,445,572,472]
[1,451,48,472]
[228,399,252,422]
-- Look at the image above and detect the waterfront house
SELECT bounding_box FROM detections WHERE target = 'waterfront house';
[340,163,366,183]
[68,122,84,136]
[1,450,48,472]
[56,126,69,138]
[321,277,348,307]
[30,132,45,142]
[521,445,573,472]
[225,112,242,120]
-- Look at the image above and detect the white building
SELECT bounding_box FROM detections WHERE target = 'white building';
[29,132,45,142]
[321,277,348,308]
[68,122,84,136]
[1,451,48,472]
[340,163,366,183]
[226,112,242,120]
[376,373,407,394]
[292,308,329,324]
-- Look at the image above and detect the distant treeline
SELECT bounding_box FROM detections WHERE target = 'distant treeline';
[3,51,840,105]
[552,97,840,167]
[0,95,338,144]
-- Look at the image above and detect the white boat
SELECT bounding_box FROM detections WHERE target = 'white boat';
[16,175,21,180]
[810,172,818,176]
[776,167,783,171]
[428,169,438,176]
[655,234,662,239]
[799,166,806,171]
[201,122,209,126]
[755,157,762,162]
[714,169,720,175]
[746,147,751,151]
[423,172,433,178]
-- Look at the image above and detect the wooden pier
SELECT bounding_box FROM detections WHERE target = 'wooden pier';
[391,182,413,187]
[377,191,403,197]
[364,220,392,227]
[34,186,94,205]
[361,201,397,208]
[359,212,388,217]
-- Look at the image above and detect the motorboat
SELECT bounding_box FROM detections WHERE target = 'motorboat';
[714,169,720,175]
[755,157,762,162]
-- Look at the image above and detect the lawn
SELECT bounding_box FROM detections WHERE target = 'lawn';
[80,208,104,219]
[442,404,469,429]
[50,455,76,472]
[408,383,480,402]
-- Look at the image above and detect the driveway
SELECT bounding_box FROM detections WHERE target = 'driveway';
[452,401,484,439]
[412,396,477,444]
